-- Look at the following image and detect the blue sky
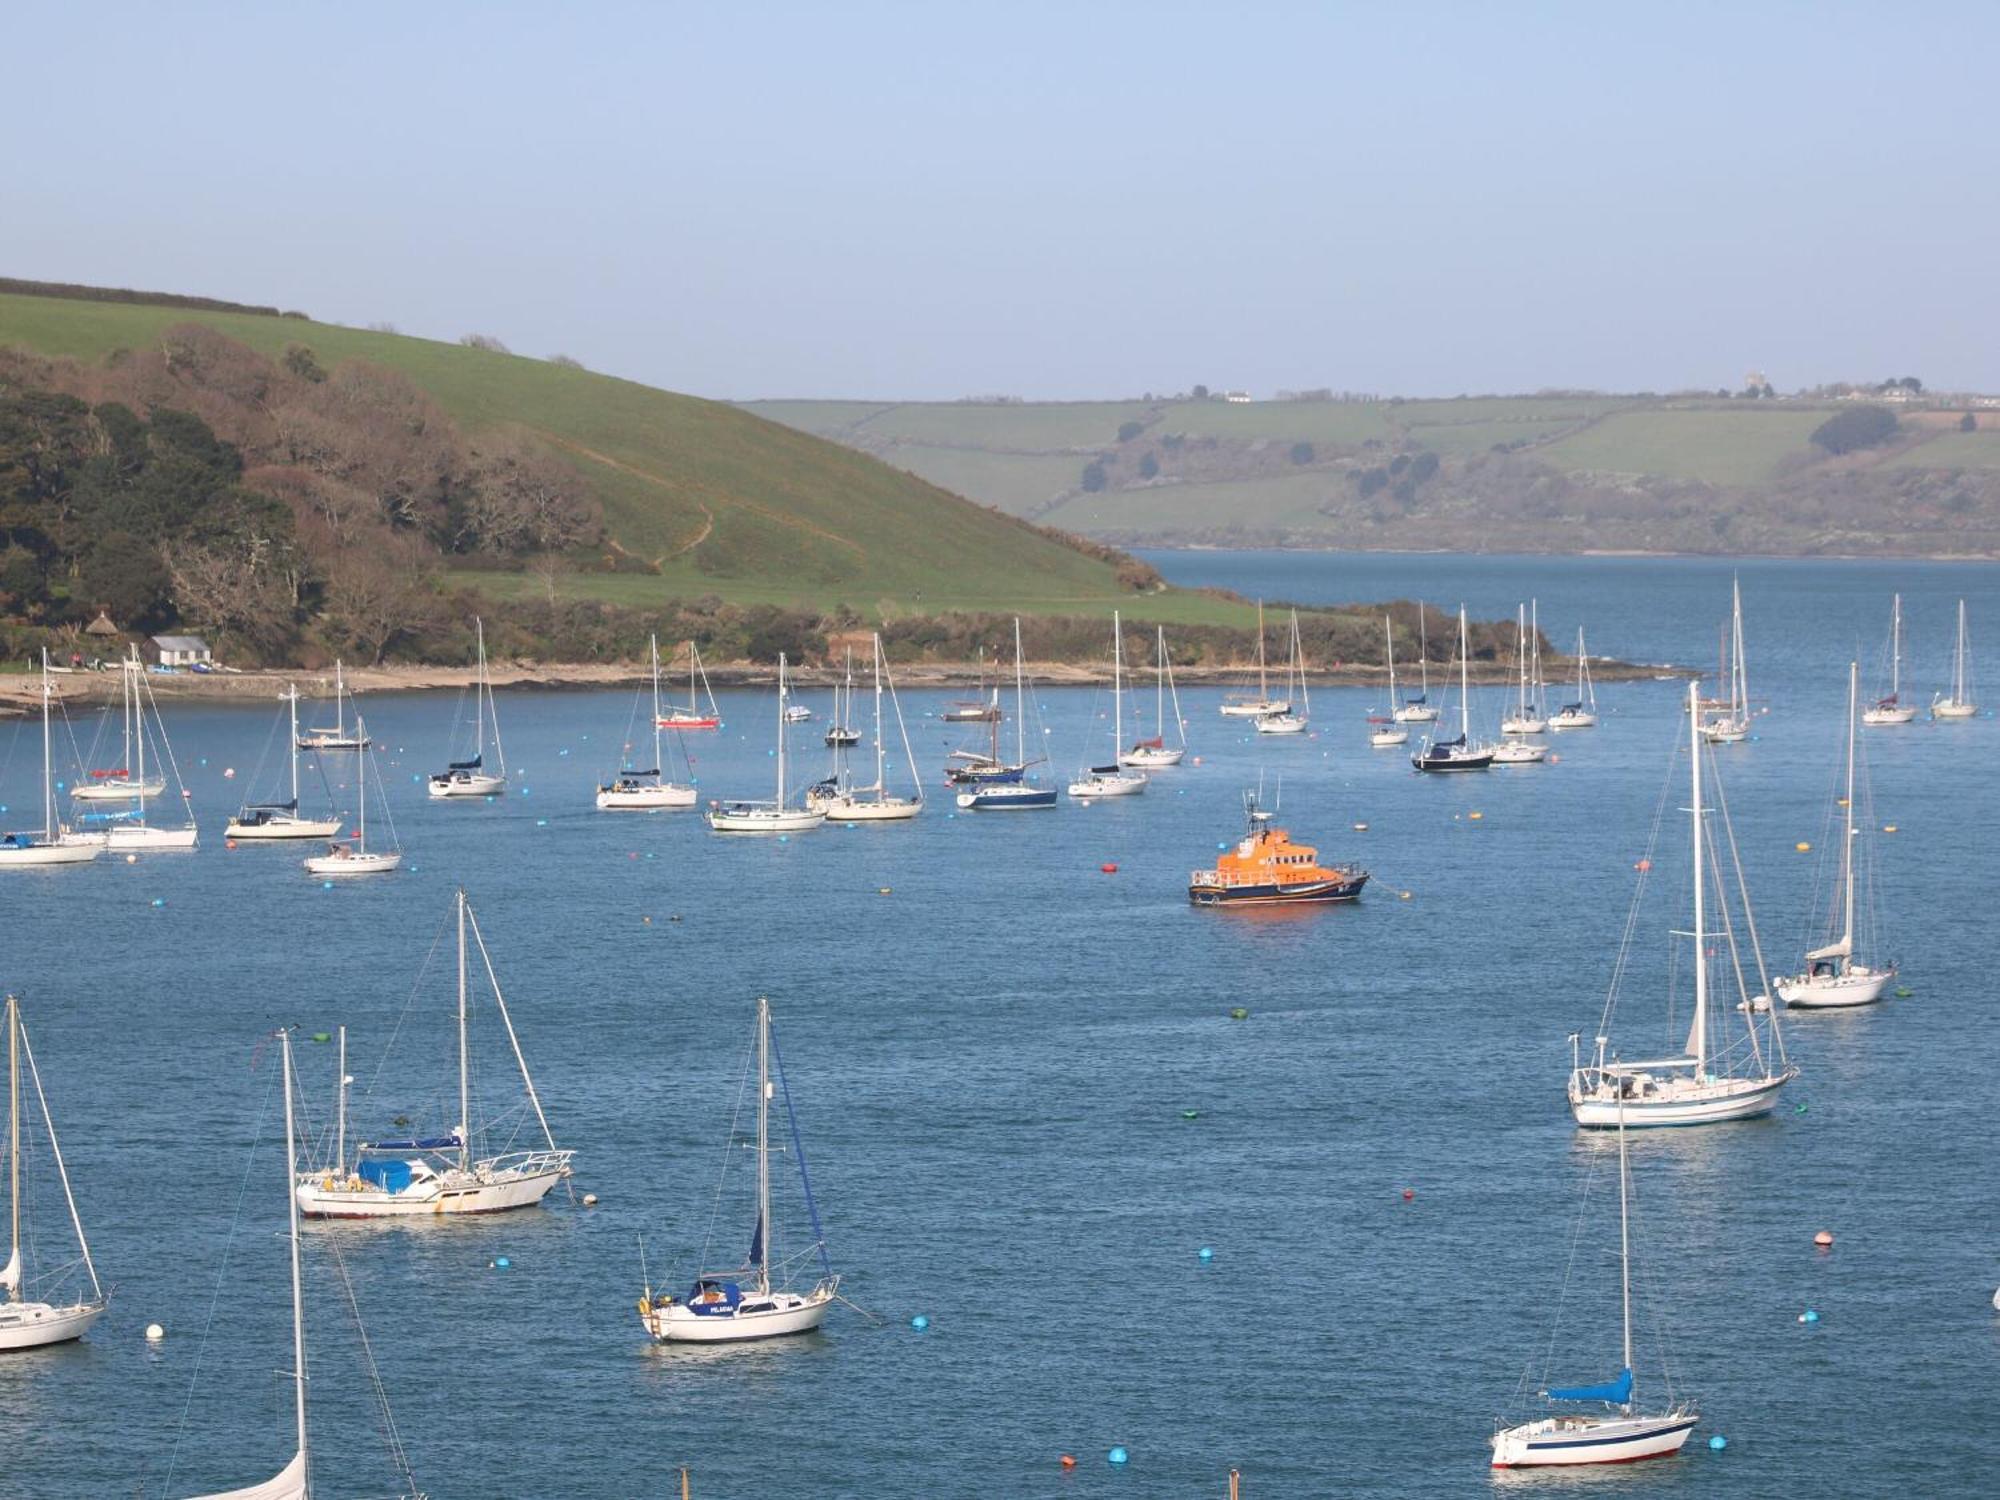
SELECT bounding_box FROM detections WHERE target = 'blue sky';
[7,2,1995,399]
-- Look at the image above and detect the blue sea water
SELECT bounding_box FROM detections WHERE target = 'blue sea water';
[1,550,1996,1498]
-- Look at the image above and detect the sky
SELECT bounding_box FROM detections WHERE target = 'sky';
[8,2,1998,401]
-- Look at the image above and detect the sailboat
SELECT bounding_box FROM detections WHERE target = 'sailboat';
[1069,612,1149,797]
[297,891,573,1215]
[956,619,1057,810]
[428,617,508,797]
[1861,592,1918,726]
[1220,601,1290,718]
[638,997,838,1343]
[1254,611,1310,735]
[1490,1106,1697,1467]
[304,713,401,876]
[1391,605,1441,723]
[0,994,105,1349]
[657,641,722,730]
[1120,626,1187,767]
[941,648,1003,723]
[706,654,827,833]
[1698,580,1751,743]
[1411,608,1494,772]
[1777,663,1896,1007]
[1368,616,1410,747]
[70,649,199,850]
[179,1028,425,1500]
[1568,682,1796,1126]
[0,653,103,867]
[1500,602,1548,734]
[1548,628,1599,729]
[1493,604,1549,764]
[296,661,370,750]
[1933,599,1977,719]
[598,635,699,810]
[227,686,343,841]
[823,649,861,747]
[807,634,923,820]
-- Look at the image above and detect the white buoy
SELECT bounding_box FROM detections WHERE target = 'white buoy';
[582,1193,599,1207]
[145,1323,165,1342]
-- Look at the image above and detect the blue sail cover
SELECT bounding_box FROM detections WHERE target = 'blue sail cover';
[364,1134,462,1151]
[448,754,483,772]
[1548,1367,1633,1404]
[747,1214,764,1273]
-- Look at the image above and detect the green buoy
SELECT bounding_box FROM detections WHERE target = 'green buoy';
[310,1033,331,1043]
[1180,1109,1200,1120]
[1228,1007,1249,1020]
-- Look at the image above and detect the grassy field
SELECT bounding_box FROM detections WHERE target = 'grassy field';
[877,446,1088,514]
[1043,472,1336,534]
[1885,429,2000,469]
[1537,408,1826,485]
[835,400,1156,450]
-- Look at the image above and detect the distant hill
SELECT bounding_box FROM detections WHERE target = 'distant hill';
[743,393,2000,557]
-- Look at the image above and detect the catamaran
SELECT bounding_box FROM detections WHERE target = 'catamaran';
[1254,611,1311,736]
[1492,603,1549,763]
[1548,627,1599,729]
[1490,1104,1697,1467]
[1221,601,1289,719]
[304,713,401,876]
[0,654,101,867]
[1861,592,1917,726]
[1933,598,1977,719]
[1411,608,1494,772]
[598,635,698,810]
[807,634,923,820]
[1698,579,1752,743]
[706,654,827,832]
[69,649,198,850]
[1121,626,1187,767]
[227,685,343,841]
[0,994,105,1350]
[1391,605,1441,723]
[957,619,1056,810]
[1777,662,1896,1007]
[297,891,572,1216]
[639,997,838,1344]
[1369,616,1410,747]
[429,617,507,797]
[296,660,370,750]
[1568,682,1796,1126]
[1070,612,1149,797]
[657,640,722,730]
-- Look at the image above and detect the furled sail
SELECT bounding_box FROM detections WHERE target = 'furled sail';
[1547,1367,1633,1405]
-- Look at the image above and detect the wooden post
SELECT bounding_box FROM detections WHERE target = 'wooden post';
[680,1467,691,1500]
[1229,1469,1240,1500]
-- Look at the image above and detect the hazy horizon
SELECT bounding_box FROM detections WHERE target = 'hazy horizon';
[8,2,1996,402]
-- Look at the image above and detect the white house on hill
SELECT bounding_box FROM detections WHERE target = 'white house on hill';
[147,635,212,667]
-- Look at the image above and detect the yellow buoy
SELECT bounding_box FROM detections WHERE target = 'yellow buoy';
[1468,811,1483,821]
[1399,890,1413,900]
[1882,824,1898,833]
[1796,841,1811,852]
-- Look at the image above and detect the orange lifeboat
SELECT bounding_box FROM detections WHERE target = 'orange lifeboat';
[1189,795,1369,907]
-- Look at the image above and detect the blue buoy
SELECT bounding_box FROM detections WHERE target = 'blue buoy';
[1800,1308,1820,1323]
[493,1256,511,1270]
[778,835,789,843]
[1108,1447,1128,1466]
[1709,1435,1727,1451]
[1198,1246,1213,1262]
[536,818,548,827]
[321,880,333,890]
[150,898,165,908]
[910,1314,929,1331]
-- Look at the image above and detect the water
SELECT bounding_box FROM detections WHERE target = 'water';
[1,551,1995,1497]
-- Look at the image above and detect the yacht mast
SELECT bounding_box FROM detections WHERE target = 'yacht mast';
[871,634,887,796]
[336,1024,348,1172]
[280,1028,311,1485]
[1955,600,1968,702]
[456,890,471,1175]
[1385,616,1398,706]
[1516,604,1529,717]
[6,996,18,1304]
[1111,612,1124,753]
[1890,594,1903,701]
[649,635,664,777]
[755,997,772,1297]
[1841,660,1858,953]
[1688,680,1708,1073]
[1013,619,1027,766]
[775,654,789,803]
[1617,1103,1633,1380]
[1458,607,1471,741]
[39,653,54,840]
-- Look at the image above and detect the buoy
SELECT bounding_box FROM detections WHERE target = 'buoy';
[125,853,137,864]
[493,1257,511,1271]
[1191,756,1201,765]
[878,887,892,895]
[321,880,334,890]
[1709,1434,1727,1451]
[223,767,236,778]
[1399,890,1412,900]
[1402,1188,1415,1201]
[1814,1230,1834,1248]
[1108,1447,1128,1466]
[1197,1246,1213,1262]
[1352,822,1368,831]
[225,839,237,850]
[1060,1454,1076,1470]
[150,898,165,908]
[1101,862,1118,874]
[1468,810,1483,820]
[642,916,652,925]
[536,818,547,827]
[310,1033,331,1044]
[1228,1007,1249,1020]
[1635,859,1651,871]
[1799,1308,1819,1323]
[1882,824,1897,833]
[582,1193,598,1207]
[1180,1109,1200,1120]
[1796,841,1811,852]
[910,1314,929,1331]
[1894,986,1912,998]
[145,1323,165,1342]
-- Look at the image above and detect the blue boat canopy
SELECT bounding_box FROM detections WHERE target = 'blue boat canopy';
[1548,1367,1633,1404]
[363,1134,462,1151]
[448,754,483,772]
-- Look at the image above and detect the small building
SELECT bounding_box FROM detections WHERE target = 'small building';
[1223,391,1253,404]
[147,635,212,668]
[84,611,121,640]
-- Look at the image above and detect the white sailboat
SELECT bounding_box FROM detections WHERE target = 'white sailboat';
[1777,662,1896,1007]
[657,640,722,730]
[1933,598,1977,718]
[1070,612,1149,797]
[69,649,199,850]
[1120,626,1187,767]
[1490,1105,1697,1467]
[1568,681,1796,1126]
[1368,616,1409,747]
[1391,605,1441,723]
[1501,601,1548,735]
[1220,601,1290,718]
[956,619,1057,810]
[598,635,699,810]
[227,685,343,841]
[823,649,861,747]
[1254,611,1310,736]
[1493,604,1549,763]
[70,649,164,801]
[807,634,923,820]
[297,891,573,1216]
[639,997,838,1344]
[706,654,827,833]
[0,994,105,1350]
[1699,579,1752,743]
[1861,592,1918,726]
[296,660,370,750]
[304,713,401,876]
[429,618,507,797]
[1411,608,1494,772]
[1548,627,1599,729]
[0,653,102,867]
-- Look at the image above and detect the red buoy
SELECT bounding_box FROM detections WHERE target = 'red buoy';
[1101,862,1118,874]
[1402,1188,1415,1201]
[1060,1454,1077,1470]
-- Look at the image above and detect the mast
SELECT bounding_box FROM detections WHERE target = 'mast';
[456,890,470,1174]
[1731,578,1747,721]
[40,651,54,840]
[336,1024,348,1172]
[6,995,18,1305]
[1530,599,1543,713]
[1688,680,1708,1072]
[1384,616,1397,705]
[356,722,367,851]
[1617,1099,1633,1381]
[1515,603,1528,716]
[1111,611,1124,753]
[18,1012,98,1303]
[755,997,772,1297]
[1458,607,1471,740]
[1013,618,1027,767]
[1255,600,1268,701]
[1890,594,1902,701]
[1841,660,1858,954]
[871,634,887,797]
[1417,605,1430,699]
[286,684,302,807]
[649,635,664,778]
[775,654,789,803]
[279,1029,311,1483]
[1155,626,1166,739]
[1292,611,1310,717]
[133,655,148,825]
[1955,600,1968,702]
[334,661,346,740]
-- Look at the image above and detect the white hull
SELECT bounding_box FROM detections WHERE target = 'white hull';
[1699,717,1748,743]
[1490,742,1547,764]
[0,839,100,866]
[1862,706,1917,726]
[1548,710,1597,730]
[98,824,199,851]
[297,1162,566,1217]
[1777,966,1894,1008]
[596,783,698,810]
[297,735,369,750]
[71,779,163,801]
[0,1298,104,1350]
[706,804,825,833]
[1933,699,1977,719]
[1391,705,1439,724]
[227,817,342,840]
[303,849,402,876]
[429,773,506,798]
[1500,716,1547,735]
[1570,1069,1792,1127]
[1068,772,1147,798]
[1491,1410,1697,1467]
[1253,714,1307,735]
[1119,746,1184,767]
[642,1285,834,1343]
[809,792,922,821]
[1221,700,1287,718]
[1369,728,1409,747]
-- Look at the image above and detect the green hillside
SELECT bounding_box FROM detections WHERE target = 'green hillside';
[0,291,1220,622]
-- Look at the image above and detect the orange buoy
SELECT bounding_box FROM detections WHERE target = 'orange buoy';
[1635,859,1652,871]
[1100,862,1118,874]
[1468,810,1483,821]
[1060,1454,1077,1470]
[1882,824,1898,833]
[224,839,237,851]
[1814,1230,1834,1248]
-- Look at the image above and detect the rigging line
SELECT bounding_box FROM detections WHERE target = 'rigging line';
[466,904,562,1157]
[363,904,454,1101]
[1697,809,1762,1073]
[1595,714,1680,1040]
[1520,1134,1609,1404]
[693,1029,757,1283]
[136,666,197,818]
[21,1023,99,1298]
[1706,747,1788,1068]
[321,1227,422,1494]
